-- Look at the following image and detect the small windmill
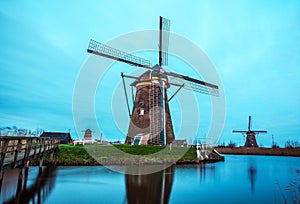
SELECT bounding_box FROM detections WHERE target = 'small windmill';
[232,116,267,147]
[87,16,219,146]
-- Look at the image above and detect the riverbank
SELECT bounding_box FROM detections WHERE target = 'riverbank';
[215,147,300,156]
[31,144,224,166]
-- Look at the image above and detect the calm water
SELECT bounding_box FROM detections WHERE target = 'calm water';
[1,155,299,204]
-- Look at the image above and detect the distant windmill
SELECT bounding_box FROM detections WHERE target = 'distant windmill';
[87,16,219,146]
[232,116,267,147]
[82,129,94,140]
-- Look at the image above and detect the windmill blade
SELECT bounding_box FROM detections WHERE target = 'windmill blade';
[87,39,152,68]
[232,130,248,133]
[167,71,219,96]
[159,16,170,66]
[248,116,251,130]
[253,131,267,133]
[168,76,219,96]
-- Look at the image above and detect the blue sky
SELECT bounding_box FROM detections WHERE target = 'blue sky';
[0,0,299,147]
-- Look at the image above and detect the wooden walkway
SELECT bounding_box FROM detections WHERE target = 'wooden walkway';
[0,136,60,174]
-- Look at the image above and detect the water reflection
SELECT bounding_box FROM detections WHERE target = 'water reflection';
[197,163,215,183]
[1,165,57,204]
[125,166,174,204]
[1,155,298,203]
[248,163,257,193]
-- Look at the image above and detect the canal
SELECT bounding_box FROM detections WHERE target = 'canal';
[1,155,299,203]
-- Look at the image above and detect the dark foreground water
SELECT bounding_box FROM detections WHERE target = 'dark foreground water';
[1,155,299,204]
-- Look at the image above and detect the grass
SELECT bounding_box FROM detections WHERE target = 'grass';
[113,145,167,155]
[54,144,93,159]
[43,144,198,165]
[47,144,96,164]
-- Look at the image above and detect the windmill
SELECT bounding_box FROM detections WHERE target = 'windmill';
[87,16,219,146]
[232,116,267,147]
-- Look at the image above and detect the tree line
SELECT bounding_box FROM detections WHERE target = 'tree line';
[0,126,44,136]
[218,140,300,149]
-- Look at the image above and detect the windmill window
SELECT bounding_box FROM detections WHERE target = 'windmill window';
[139,108,144,115]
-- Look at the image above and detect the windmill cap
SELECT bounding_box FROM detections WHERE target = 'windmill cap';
[130,70,169,88]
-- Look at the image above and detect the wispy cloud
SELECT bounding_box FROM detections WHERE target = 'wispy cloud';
[0,0,299,146]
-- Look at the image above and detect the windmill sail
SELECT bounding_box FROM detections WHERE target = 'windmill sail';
[169,76,219,96]
[158,16,171,145]
[167,72,219,96]
[87,16,220,146]
[159,16,170,66]
[87,39,152,68]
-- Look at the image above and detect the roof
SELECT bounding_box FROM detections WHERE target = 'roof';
[130,70,169,87]
[40,132,72,144]
[171,139,188,146]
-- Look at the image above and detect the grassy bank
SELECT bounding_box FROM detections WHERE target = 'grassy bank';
[38,144,208,166]
[47,144,98,165]
[40,145,299,166]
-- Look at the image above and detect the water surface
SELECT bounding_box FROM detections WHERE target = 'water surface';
[1,155,299,203]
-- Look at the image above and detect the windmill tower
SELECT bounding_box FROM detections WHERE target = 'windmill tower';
[124,69,175,145]
[232,116,267,147]
[87,16,219,146]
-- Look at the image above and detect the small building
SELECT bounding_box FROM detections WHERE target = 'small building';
[40,132,73,144]
[83,129,93,140]
[110,140,122,145]
[73,129,95,145]
[171,139,188,147]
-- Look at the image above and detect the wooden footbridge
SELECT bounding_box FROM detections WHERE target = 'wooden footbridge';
[0,136,60,178]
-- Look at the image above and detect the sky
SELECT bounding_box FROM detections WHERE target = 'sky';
[0,0,299,147]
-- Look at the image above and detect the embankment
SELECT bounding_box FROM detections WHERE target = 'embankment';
[31,144,224,166]
[215,147,300,156]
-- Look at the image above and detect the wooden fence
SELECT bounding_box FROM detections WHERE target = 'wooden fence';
[0,136,60,174]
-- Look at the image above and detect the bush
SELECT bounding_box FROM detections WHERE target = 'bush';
[227,141,236,148]
[285,140,300,149]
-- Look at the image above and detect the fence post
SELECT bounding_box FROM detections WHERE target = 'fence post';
[13,139,22,167]
[0,139,9,172]
[32,138,38,159]
[38,138,43,158]
[24,138,32,168]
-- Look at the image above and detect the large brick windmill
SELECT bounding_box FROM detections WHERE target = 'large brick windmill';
[87,16,219,146]
[232,116,267,147]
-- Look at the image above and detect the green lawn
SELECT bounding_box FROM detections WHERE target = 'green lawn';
[47,144,197,165]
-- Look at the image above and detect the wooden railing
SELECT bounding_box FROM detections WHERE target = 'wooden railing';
[0,136,60,173]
